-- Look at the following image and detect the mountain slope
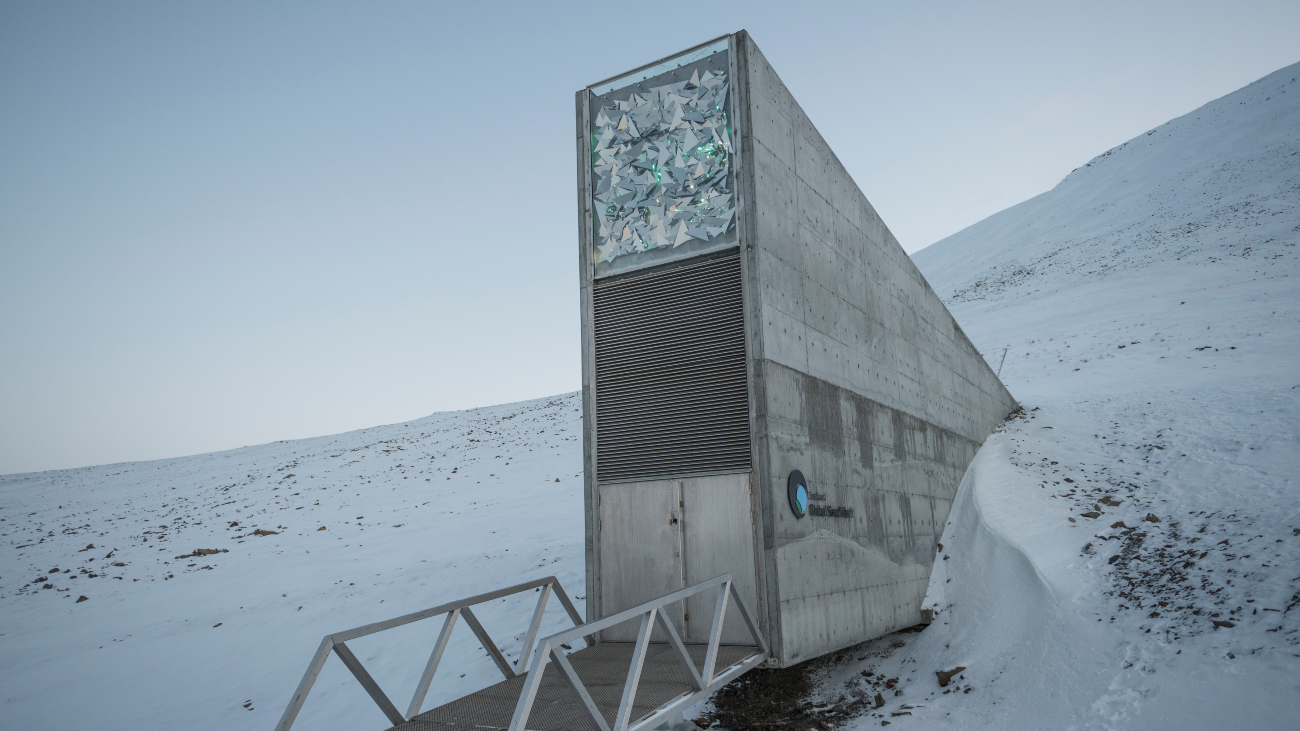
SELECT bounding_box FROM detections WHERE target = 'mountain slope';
[805,62,1299,729]
[913,63,1298,305]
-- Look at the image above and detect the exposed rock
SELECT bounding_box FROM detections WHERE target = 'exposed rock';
[936,666,966,687]
[175,548,228,559]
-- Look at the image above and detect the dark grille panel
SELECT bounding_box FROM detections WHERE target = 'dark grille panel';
[593,253,751,484]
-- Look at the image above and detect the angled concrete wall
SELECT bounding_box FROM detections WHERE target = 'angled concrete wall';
[576,31,1017,668]
[735,32,1018,665]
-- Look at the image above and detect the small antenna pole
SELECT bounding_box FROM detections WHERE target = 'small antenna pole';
[997,346,1009,378]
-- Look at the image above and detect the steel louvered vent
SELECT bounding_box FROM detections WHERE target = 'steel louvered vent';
[593,252,751,484]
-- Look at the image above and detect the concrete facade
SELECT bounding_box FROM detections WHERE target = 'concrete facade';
[577,32,1017,667]
[734,33,1018,665]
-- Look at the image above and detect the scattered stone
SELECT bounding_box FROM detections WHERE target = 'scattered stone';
[78,544,95,552]
[43,583,52,589]
[936,666,966,687]
[884,677,899,689]
[1069,517,1077,523]
[1213,620,1235,629]
[1108,555,1121,564]
[1110,521,1127,529]
[1081,511,1101,519]
[112,562,125,567]
[1144,513,1160,523]
[891,712,912,717]
[1100,496,1123,506]
[250,529,279,536]
[317,526,327,531]
[76,596,88,603]
[213,623,222,628]
[174,549,228,559]
[874,694,885,708]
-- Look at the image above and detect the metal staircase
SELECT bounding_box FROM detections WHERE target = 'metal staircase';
[274,574,768,731]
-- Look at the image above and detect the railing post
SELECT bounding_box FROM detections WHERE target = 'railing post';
[553,579,596,646]
[332,641,405,727]
[701,580,731,685]
[461,606,516,679]
[516,583,553,672]
[406,608,460,719]
[273,636,334,731]
[550,644,612,731]
[653,608,703,690]
[506,638,551,731]
[614,608,657,731]
[727,581,768,654]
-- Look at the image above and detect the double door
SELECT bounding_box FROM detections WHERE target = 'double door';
[597,472,760,644]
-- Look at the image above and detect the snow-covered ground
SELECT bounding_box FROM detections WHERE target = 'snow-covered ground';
[0,394,588,730]
[2,62,1297,731]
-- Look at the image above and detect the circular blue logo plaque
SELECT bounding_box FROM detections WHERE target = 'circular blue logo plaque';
[788,470,808,518]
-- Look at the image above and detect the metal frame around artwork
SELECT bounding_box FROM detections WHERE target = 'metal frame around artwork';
[507,573,768,731]
[272,576,589,731]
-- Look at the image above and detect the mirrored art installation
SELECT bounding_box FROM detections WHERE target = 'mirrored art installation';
[592,67,734,268]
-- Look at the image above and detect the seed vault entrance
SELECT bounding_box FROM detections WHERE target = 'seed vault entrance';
[578,31,1018,667]
[598,473,759,644]
[587,249,761,645]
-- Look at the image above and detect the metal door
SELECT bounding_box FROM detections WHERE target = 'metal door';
[598,473,759,644]
[682,472,759,643]
[597,479,684,641]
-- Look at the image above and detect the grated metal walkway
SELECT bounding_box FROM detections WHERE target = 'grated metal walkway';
[390,643,759,731]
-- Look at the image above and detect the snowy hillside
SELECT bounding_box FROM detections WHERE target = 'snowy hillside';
[3,63,1298,731]
[0,393,587,730]
[913,64,1298,305]
[840,62,1299,728]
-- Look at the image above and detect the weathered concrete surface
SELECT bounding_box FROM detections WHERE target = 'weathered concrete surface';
[735,32,1018,665]
[576,32,1017,668]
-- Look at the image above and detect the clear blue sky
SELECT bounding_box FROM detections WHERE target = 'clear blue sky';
[2,1,1297,474]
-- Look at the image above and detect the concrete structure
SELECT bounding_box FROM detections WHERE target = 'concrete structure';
[576,32,1017,667]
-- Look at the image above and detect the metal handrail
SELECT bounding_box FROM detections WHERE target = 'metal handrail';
[273,575,588,731]
[508,573,768,731]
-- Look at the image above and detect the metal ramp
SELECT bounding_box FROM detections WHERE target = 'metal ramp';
[275,574,768,731]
